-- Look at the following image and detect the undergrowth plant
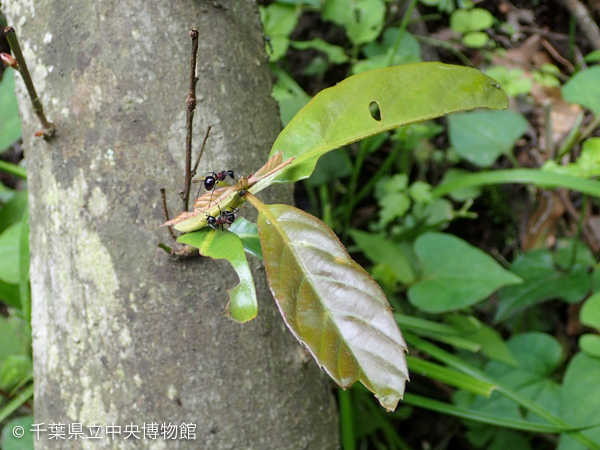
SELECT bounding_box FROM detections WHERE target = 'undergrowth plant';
[256,1,600,449]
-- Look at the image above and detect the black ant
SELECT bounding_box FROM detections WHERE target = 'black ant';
[206,207,237,230]
[194,170,237,205]
[202,170,236,191]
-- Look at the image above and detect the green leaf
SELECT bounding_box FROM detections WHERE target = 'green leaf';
[445,314,518,367]
[462,31,489,48]
[271,66,312,126]
[495,250,591,322]
[407,355,496,397]
[485,66,533,97]
[0,190,27,234]
[584,49,600,63]
[432,168,600,199]
[228,218,263,260]
[462,333,564,442]
[408,232,522,313]
[322,0,385,45]
[0,314,30,363]
[257,203,408,411]
[450,8,494,33]
[0,222,22,284]
[349,229,416,284]
[306,149,353,186]
[270,62,508,183]
[558,353,600,447]
[562,66,600,117]
[439,169,481,201]
[0,280,21,309]
[0,384,33,425]
[0,70,22,153]
[291,38,349,64]
[260,3,301,62]
[0,354,32,391]
[542,138,600,178]
[448,110,528,167]
[178,229,258,323]
[403,392,574,433]
[579,334,600,359]
[580,292,600,330]
[353,29,422,74]
[1,415,34,450]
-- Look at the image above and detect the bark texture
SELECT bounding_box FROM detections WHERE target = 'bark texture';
[3,0,339,448]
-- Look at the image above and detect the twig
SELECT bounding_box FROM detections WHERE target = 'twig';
[555,0,600,49]
[4,26,56,139]
[160,188,177,241]
[192,125,212,179]
[181,28,200,212]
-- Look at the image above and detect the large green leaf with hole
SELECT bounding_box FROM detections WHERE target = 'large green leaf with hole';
[269,62,508,183]
[178,229,257,323]
[257,204,408,411]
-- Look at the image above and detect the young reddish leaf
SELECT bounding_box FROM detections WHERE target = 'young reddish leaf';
[161,152,294,233]
[178,229,257,323]
[256,203,409,411]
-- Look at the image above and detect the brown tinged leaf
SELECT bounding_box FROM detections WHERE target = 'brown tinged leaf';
[162,152,295,233]
[255,202,409,411]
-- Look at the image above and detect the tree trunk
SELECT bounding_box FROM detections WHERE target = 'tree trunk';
[3,1,339,448]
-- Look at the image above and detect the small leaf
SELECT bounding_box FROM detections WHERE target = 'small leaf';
[450,8,494,33]
[229,218,263,260]
[448,110,528,167]
[580,292,600,330]
[349,229,416,284]
[562,66,600,117]
[257,204,408,411]
[408,233,522,313]
[584,49,600,63]
[270,62,508,183]
[495,250,591,322]
[291,38,349,64]
[271,66,312,126]
[579,334,600,359]
[178,229,257,323]
[462,31,489,48]
[560,353,600,434]
[322,0,386,46]
[542,137,600,178]
[260,3,301,62]
[439,169,481,201]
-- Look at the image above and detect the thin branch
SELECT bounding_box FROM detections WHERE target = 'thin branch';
[160,188,177,241]
[182,28,200,212]
[4,26,56,139]
[192,125,212,179]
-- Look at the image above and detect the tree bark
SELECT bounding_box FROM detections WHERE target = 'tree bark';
[3,1,339,448]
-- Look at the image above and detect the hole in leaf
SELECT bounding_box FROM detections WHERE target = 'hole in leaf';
[369,101,382,121]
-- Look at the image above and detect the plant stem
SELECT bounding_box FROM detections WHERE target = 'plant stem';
[182,28,200,213]
[568,194,588,270]
[388,0,419,67]
[4,26,55,139]
[0,160,27,179]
